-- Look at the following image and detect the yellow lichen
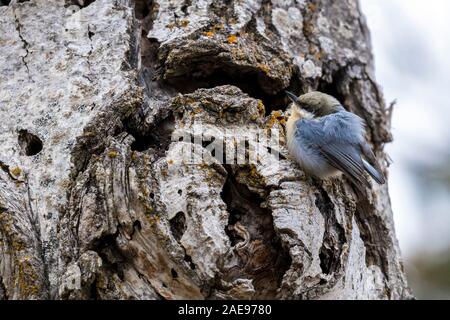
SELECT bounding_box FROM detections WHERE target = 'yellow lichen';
[142,201,161,226]
[144,204,154,216]
[167,159,174,165]
[314,50,323,61]
[108,150,119,158]
[257,63,270,75]
[272,111,282,118]
[11,241,25,252]
[257,100,266,115]
[237,164,266,188]
[309,45,320,56]
[10,167,22,177]
[228,18,237,25]
[52,176,65,189]
[141,187,149,198]
[16,258,40,297]
[212,24,224,32]
[145,213,160,226]
[307,3,317,11]
[267,113,279,127]
[203,31,215,38]
[180,20,189,27]
[249,164,259,179]
[184,97,196,105]
[192,107,202,114]
[266,110,286,128]
[197,163,210,170]
[227,34,238,44]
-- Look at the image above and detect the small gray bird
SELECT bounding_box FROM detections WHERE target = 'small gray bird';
[285,91,385,191]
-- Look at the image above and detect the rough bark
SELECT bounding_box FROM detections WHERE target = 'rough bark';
[0,0,412,299]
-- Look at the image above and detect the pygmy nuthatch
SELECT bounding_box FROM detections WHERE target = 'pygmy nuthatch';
[285,91,385,191]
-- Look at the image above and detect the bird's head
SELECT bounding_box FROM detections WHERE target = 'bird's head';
[286,91,344,117]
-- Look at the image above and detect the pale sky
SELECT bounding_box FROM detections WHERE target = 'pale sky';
[360,0,450,258]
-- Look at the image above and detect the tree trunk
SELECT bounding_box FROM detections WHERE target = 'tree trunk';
[0,0,412,299]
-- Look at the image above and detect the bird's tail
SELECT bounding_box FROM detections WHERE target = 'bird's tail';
[362,159,385,185]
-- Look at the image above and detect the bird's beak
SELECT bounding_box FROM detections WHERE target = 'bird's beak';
[285,91,299,104]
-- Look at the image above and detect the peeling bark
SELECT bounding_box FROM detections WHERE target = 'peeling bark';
[0,0,412,299]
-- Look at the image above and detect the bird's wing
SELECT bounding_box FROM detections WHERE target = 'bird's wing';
[296,116,370,190]
[318,143,371,190]
[321,111,366,144]
[323,112,385,185]
[359,141,386,184]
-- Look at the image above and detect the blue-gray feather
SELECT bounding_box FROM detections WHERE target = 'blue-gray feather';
[293,110,384,189]
[298,111,364,143]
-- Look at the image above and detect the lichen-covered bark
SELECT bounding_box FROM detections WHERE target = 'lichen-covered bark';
[0,0,412,299]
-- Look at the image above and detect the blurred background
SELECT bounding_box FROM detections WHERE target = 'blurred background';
[361,0,450,299]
